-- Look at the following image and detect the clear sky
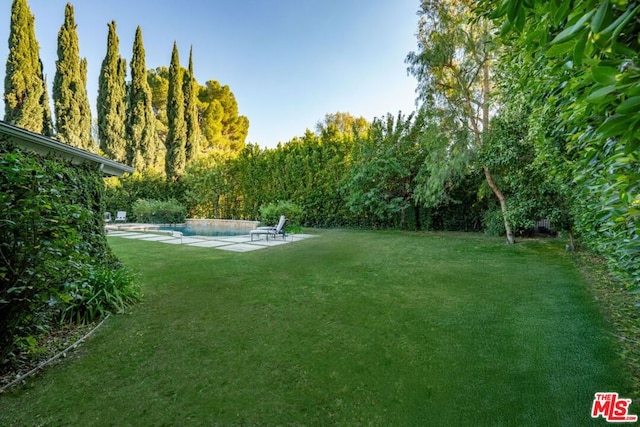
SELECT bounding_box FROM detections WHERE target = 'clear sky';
[0,0,421,148]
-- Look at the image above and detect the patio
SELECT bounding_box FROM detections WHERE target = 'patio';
[106,230,316,252]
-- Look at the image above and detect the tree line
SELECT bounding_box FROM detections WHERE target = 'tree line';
[105,111,485,233]
[3,0,248,180]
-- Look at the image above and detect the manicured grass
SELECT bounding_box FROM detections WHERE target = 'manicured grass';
[0,230,632,425]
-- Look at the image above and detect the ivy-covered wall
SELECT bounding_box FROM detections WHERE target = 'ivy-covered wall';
[0,143,116,363]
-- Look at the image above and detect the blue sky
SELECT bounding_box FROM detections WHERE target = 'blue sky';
[0,0,421,148]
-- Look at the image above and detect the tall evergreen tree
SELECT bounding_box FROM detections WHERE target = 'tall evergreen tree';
[98,21,127,163]
[183,46,201,162]
[165,42,186,180]
[4,0,46,133]
[78,58,93,150]
[53,3,93,150]
[38,59,53,136]
[127,26,158,171]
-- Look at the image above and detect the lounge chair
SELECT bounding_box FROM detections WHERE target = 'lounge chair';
[103,212,112,223]
[115,211,127,222]
[250,215,286,241]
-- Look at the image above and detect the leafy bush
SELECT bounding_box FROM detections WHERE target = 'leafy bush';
[259,200,304,232]
[482,207,505,237]
[132,198,186,223]
[104,171,183,219]
[58,266,141,325]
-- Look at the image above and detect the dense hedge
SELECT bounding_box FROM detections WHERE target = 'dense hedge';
[110,135,486,232]
[0,143,127,365]
[104,171,180,220]
[258,200,304,233]
[132,198,186,223]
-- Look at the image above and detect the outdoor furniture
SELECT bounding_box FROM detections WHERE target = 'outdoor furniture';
[250,215,286,241]
[115,211,127,222]
[103,212,112,223]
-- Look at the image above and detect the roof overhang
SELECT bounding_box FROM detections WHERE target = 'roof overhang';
[0,120,134,177]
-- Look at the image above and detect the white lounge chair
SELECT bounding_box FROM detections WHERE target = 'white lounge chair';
[250,215,286,241]
[103,212,112,223]
[115,211,127,222]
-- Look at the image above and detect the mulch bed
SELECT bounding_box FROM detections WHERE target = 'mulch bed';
[0,321,99,393]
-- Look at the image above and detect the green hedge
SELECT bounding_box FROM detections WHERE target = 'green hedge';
[258,200,304,232]
[104,171,180,219]
[132,198,186,223]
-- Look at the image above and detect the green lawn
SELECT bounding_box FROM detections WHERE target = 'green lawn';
[0,230,632,426]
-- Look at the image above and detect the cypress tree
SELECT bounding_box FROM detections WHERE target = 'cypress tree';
[53,3,93,150]
[127,26,158,171]
[165,42,186,180]
[79,58,94,150]
[39,60,54,136]
[4,0,45,132]
[98,21,127,163]
[183,46,201,162]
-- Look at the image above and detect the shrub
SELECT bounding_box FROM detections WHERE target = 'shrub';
[132,198,186,223]
[482,207,505,237]
[58,266,141,325]
[104,171,181,218]
[259,200,304,232]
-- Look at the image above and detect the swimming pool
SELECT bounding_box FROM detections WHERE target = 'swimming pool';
[158,224,248,237]
[158,219,259,237]
[106,219,260,237]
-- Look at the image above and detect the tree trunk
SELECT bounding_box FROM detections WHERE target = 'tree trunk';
[475,41,514,243]
[482,165,515,244]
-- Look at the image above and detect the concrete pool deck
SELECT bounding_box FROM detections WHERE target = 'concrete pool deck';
[106,229,317,252]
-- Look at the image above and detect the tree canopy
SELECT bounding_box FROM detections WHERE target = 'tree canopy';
[147,68,249,156]
[407,0,516,243]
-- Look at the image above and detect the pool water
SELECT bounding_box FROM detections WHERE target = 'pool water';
[159,225,248,237]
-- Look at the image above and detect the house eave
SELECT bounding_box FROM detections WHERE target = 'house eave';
[0,121,134,177]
